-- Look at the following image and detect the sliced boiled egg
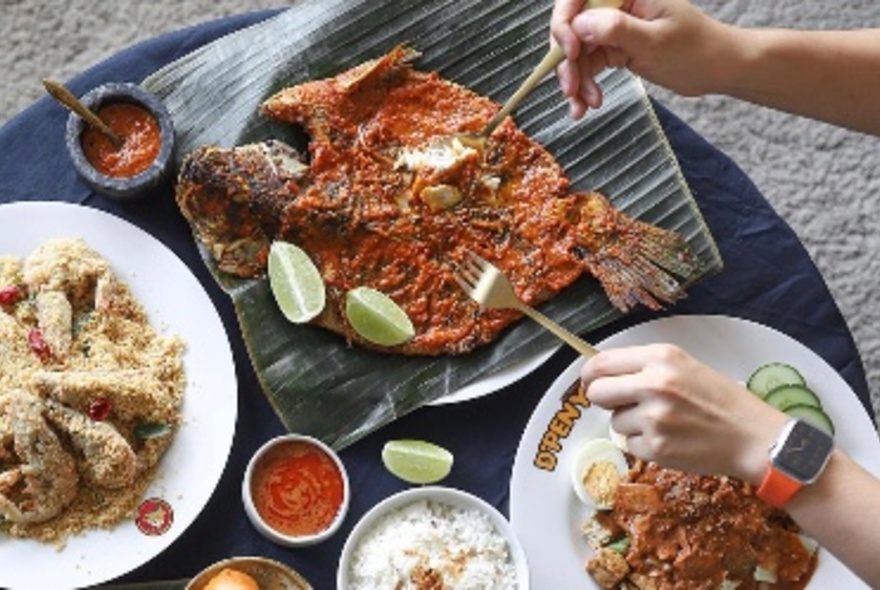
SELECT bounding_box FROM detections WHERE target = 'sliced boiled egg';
[570,437,629,510]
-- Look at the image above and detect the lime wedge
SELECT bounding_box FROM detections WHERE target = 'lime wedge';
[344,286,415,346]
[381,439,454,484]
[267,241,326,323]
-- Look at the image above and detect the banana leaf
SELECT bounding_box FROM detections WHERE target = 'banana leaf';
[143,0,722,449]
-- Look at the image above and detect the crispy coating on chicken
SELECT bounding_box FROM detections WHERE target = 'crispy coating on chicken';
[33,369,173,423]
[0,239,185,545]
[0,390,79,524]
[45,402,138,489]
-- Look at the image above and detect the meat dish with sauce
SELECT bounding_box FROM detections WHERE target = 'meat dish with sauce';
[583,458,818,589]
[175,45,700,355]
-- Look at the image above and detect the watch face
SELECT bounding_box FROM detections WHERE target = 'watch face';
[774,420,835,482]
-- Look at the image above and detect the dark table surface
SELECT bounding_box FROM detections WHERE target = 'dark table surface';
[0,8,872,590]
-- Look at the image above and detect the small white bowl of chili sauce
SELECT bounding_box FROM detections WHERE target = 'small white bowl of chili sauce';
[65,82,174,200]
[242,434,350,547]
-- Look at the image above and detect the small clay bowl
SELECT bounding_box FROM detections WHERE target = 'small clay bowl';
[65,82,175,200]
[242,434,350,547]
[186,556,312,590]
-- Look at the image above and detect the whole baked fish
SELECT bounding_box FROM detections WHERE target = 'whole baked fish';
[176,46,698,355]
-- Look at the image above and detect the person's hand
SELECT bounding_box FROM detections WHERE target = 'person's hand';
[580,344,789,484]
[551,0,734,118]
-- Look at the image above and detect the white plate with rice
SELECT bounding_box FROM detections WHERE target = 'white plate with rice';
[337,486,529,589]
[0,202,238,590]
[510,314,880,589]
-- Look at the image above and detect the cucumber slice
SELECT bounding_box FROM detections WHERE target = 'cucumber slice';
[785,404,835,436]
[764,384,822,412]
[747,363,806,399]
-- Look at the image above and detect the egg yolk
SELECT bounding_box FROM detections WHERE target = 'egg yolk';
[581,460,622,506]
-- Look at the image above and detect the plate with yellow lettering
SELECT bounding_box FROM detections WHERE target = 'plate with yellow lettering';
[509,314,880,589]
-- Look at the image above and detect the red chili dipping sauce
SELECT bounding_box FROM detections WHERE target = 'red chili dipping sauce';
[81,102,160,177]
[250,439,345,537]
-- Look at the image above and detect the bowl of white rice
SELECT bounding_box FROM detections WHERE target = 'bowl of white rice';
[337,486,529,589]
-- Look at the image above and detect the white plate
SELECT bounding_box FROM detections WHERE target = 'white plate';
[433,345,559,405]
[0,202,238,590]
[510,314,880,589]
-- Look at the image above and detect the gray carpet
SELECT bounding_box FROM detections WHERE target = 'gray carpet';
[2,0,878,428]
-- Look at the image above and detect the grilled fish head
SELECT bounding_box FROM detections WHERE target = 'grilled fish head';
[176,140,308,277]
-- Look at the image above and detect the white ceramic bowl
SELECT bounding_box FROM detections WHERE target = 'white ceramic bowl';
[242,434,350,547]
[337,486,530,589]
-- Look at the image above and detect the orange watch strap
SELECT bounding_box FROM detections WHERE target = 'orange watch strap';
[757,465,803,508]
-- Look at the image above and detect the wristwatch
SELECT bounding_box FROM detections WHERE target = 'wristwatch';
[756,418,834,508]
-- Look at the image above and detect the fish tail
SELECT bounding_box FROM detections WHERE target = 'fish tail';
[573,192,701,312]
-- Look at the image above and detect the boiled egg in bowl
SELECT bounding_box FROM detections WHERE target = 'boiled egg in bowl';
[570,437,629,510]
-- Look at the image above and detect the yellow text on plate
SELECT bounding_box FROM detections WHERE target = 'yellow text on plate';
[534,383,591,471]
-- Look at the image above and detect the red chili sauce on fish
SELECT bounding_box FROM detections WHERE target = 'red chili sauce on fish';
[250,439,344,537]
[267,68,583,353]
[81,102,160,177]
[591,460,817,589]
[176,46,696,356]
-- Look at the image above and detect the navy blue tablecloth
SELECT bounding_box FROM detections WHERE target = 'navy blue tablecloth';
[0,9,871,590]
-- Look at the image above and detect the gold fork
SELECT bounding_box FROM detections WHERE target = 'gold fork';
[453,251,598,357]
[454,0,624,151]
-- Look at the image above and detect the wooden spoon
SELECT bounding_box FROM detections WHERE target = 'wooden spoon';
[43,79,124,148]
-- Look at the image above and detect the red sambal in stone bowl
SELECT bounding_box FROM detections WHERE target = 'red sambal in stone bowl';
[65,82,174,200]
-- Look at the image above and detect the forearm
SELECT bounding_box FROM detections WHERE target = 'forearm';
[717,27,880,135]
[785,451,880,586]
[581,345,880,584]
[732,412,880,585]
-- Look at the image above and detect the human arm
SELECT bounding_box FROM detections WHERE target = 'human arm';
[580,343,880,587]
[551,0,880,135]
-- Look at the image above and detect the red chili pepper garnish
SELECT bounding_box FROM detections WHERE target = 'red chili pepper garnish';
[0,285,23,306]
[27,328,52,363]
[87,397,113,421]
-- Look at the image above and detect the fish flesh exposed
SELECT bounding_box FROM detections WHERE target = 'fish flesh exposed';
[176,46,699,355]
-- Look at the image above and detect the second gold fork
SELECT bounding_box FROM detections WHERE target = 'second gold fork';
[453,251,598,357]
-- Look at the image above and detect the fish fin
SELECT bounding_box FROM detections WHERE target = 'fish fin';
[261,45,421,135]
[336,44,422,93]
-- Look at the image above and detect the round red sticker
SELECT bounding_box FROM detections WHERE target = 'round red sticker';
[135,497,174,536]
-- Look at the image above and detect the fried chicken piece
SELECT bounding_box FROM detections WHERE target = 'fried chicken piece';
[32,369,172,423]
[33,291,73,362]
[0,390,79,524]
[45,401,138,489]
[587,548,631,590]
